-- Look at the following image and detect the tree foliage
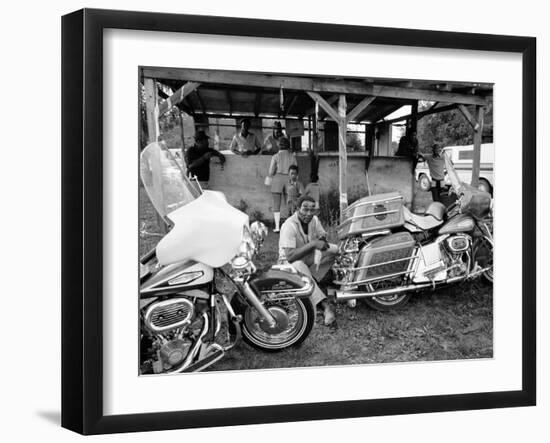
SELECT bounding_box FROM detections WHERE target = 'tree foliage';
[416,103,493,153]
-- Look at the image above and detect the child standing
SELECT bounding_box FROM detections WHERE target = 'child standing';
[283,165,305,217]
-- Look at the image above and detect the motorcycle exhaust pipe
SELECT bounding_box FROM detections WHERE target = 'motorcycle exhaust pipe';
[335,276,467,302]
[167,312,210,374]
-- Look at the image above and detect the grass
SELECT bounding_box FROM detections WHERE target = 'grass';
[208,249,492,371]
[139,184,493,372]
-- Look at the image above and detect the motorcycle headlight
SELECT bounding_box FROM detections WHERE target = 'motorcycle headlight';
[231,254,250,270]
[231,226,255,270]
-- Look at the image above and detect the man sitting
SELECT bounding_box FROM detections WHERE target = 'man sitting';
[278,195,337,326]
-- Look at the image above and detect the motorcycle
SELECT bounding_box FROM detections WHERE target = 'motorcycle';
[139,142,315,374]
[333,152,493,311]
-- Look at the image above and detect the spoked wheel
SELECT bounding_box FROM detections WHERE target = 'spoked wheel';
[473,237,493,283]
[362,281,411,311]
[233,297,314,352]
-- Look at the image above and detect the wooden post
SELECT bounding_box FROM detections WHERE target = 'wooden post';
[338,94,348,220]
[312,102,319,153]
[144,78,160,143]
[143,78,167,233]
[410,100,418,132]
[308,116,312,151]
[179,111,187,172]
[471,106,485,187]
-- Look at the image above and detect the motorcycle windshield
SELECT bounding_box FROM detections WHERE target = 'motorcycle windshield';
[444,151,463,194]
[140,142,200,219]
[155,191,249,267]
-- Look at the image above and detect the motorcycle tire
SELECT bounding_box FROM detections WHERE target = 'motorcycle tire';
[363,293,411,312]
[231,296,314,352]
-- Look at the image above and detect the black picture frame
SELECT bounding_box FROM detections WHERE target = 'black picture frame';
[62,8,536,435]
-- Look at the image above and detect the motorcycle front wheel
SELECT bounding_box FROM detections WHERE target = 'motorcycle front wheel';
[233,297,314,352]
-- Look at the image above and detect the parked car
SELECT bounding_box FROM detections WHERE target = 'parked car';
[415,143,494,194]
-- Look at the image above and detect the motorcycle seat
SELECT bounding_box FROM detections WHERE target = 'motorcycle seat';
[403,202,446,232]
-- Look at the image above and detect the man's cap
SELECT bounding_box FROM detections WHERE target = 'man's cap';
[273,121,282,129]
[194,130,210,141]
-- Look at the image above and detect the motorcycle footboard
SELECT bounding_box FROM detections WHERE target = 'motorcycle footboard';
[181,349,224,373]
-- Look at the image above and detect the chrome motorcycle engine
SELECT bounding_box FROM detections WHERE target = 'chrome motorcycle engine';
[159,338,193,367]
[143,297,194,333]
[441,234,472,278]
[141,295,209,374]
[445,234,471,253]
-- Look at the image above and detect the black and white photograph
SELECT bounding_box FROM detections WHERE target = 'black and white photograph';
[138,67,494,375]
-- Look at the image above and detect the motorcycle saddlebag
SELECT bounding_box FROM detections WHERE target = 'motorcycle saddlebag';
[338,192,405,239]
[355,232,416,283]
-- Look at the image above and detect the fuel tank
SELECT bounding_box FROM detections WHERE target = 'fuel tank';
[141,261,214,296]
[439,213,475,234]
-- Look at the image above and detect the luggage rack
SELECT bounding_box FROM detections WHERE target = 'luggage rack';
[343,193,403,215]
[338,208,401,228]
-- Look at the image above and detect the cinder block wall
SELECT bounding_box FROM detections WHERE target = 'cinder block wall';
[366,157,414,206]
[208,153,275,219]
[208,152,414,221]
[317,155,414,206]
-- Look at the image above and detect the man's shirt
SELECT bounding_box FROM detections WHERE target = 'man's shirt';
[229,132,261,154]
[279,212,327,264]
[423,153,446,181]
[185,145,221,181]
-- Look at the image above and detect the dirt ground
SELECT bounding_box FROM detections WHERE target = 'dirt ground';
[139,184,493,372]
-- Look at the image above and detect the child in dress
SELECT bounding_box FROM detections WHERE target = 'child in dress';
[283,165,305,217]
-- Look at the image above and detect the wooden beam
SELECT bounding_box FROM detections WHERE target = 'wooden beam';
[142,67,488,106]
[144,78,159,143]
[338,94,348,219]
[471,106,485,187]
[158,82,200,115]
[458,104,480,131]
[306,92,339,122]
[383,104,457,124]
[346,95,375,123]
[304,94,338,116]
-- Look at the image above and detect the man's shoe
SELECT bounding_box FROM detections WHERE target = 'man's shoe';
[323,304,336,326]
